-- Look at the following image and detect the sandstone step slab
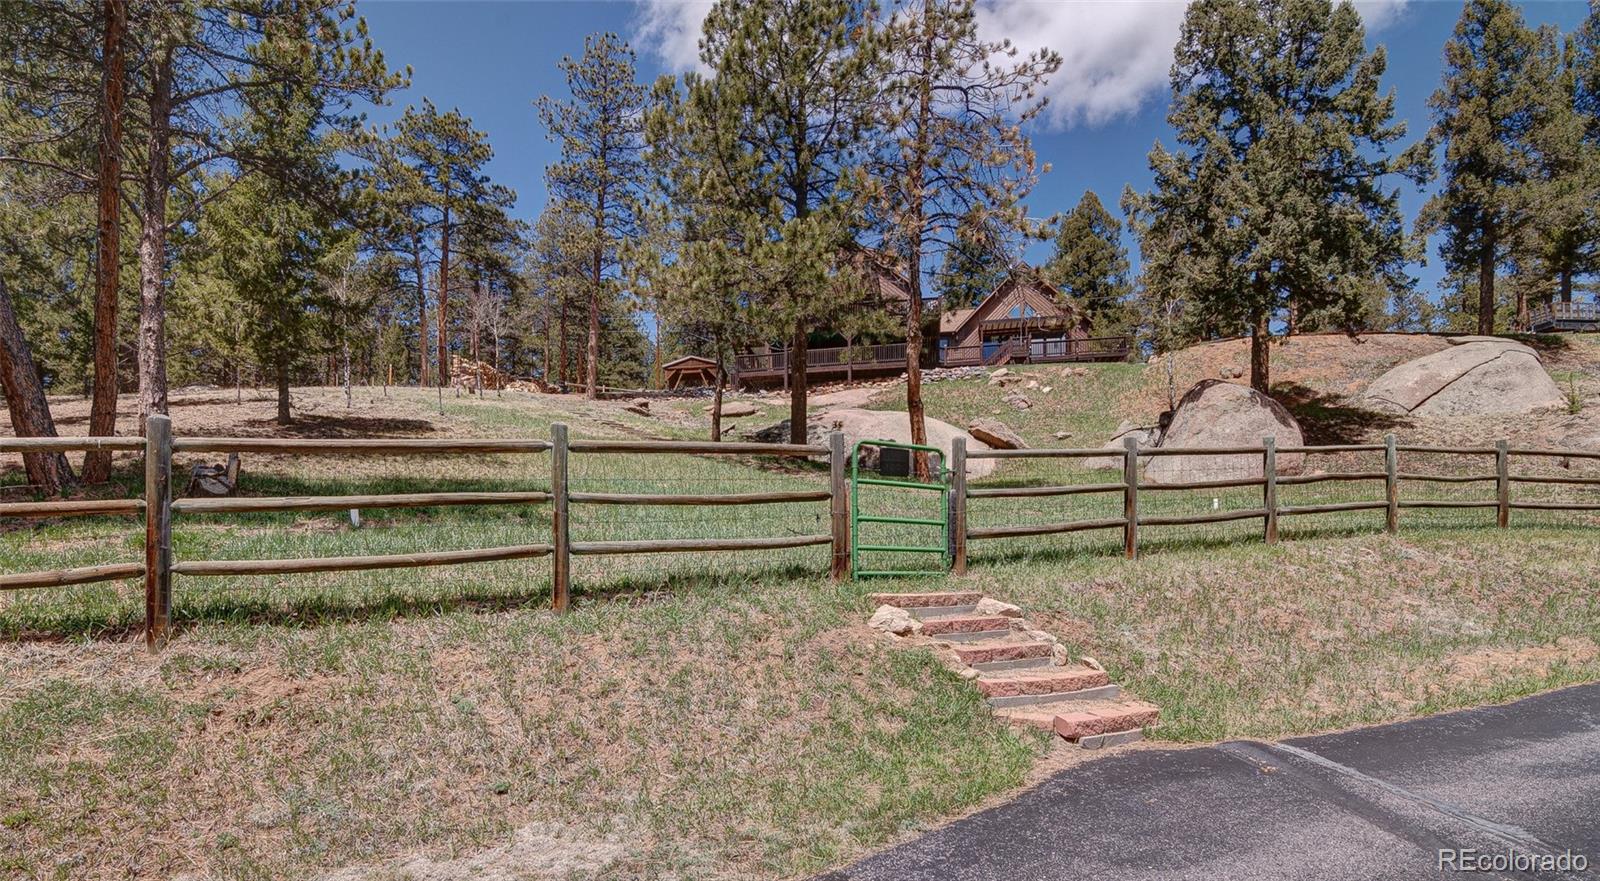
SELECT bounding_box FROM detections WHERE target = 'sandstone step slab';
[907,604,977,620]
[935,628,1013,643]
[919,615,1015,636]
[1052,704,1160,741]
[869,591,983,609]
[952,639,1053,666]
[976,667,1111,699]
[970,655,1053,673]
[986,683,1121,709]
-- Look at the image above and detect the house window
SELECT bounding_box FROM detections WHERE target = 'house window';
[1007,304,1037,319]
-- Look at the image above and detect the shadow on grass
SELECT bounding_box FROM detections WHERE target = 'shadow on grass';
[1,559,826,644]
[1272,381,1410,445]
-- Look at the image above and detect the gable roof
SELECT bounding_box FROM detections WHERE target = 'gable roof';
[662,355,717,370]
[939,308,976,334]
[938,269,1080,338]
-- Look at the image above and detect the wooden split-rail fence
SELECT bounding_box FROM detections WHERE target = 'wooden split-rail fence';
[947,434,1600,574]
[4,417,1599,651]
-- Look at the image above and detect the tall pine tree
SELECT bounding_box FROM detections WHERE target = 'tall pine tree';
[1045,190,1133,338]
[1412,0,1540,333]
[869,0,1058,463]
[1125,0,1413,393]
[537,33,649,399]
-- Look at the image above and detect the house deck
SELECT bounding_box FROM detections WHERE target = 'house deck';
[1529,302,1600,333]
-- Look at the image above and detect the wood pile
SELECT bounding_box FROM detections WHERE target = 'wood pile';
[448,356,551,393]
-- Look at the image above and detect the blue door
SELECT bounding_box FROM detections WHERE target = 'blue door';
[982,339,1001,361]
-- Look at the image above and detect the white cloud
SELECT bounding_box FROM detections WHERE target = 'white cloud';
[634,0,714,72]
[632,0,1411,129]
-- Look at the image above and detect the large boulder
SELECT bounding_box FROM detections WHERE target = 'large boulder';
[748,408,997,478]
[1361,339,1565,417]
[1085,419,1161,470]
[1144,380,1304,485]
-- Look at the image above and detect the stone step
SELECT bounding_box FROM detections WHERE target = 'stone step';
[971,655,1053,673]
[869,590,983,609]
[992,694,1128,726]
[907,604,977,620]
[1053,703,1160,742]
[952,639,1053,666]
[976,667,1111,699]
[919,614,1014,636]
[935,629,1013,643]
[986,683,1121,709]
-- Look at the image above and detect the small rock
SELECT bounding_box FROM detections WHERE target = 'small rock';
[1052,430,1072,440]
[1051,644,1072,667]
[1079,655,1105,672]
[958,667,981,680]
[1007,395,1031,411]
[1023,628,1058,643]
[867,605,921,636]
[974,597,1023,618]
[709,401,759,418]
[992,368,1010,379]
[1041,386,1053,394]
[1025,379,1039,390]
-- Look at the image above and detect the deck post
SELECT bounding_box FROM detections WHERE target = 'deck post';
[1495,439,1510,529]
[1384,433,1399,534]
[829,431,850,580]
[144,414,173,652]
[1262,436,1278,544]
[551,422,571,612]
[1122,435,1139,560]
[950,436,968,575]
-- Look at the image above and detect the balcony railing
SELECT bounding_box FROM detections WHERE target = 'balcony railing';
[734,342,909,377]
[1530,301,1600,329]
[937,336,1132,367]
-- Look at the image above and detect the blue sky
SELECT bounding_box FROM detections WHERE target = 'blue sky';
[356,0,1594,305]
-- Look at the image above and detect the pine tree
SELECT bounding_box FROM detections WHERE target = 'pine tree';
[1413,0,1541,334]
[869,0,1058,463]
[934,213,1012,309]
[387,100,509,387]
[1125,0,1413,393]
[126,0,401,428]
[681,0,882,444]
[537,33,649,399]
[1045,190,1133,337]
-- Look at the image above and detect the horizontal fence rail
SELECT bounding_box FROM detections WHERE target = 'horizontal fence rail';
[6,424,1599,652]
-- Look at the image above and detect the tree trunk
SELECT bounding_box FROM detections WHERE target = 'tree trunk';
[0,276,75,493]
[438,197,451,386]
[1478,220,1496,335]
[413,234,427,385]
[275,359,291,424]
[136,46,174,432]
[587,207,602,399]
[711,361,725,443]
[1250,310,1270,394]
[557,295,568,387]
[1560,268,1573,304]
[906,251,929,480]
[788,328,808,445]
[84,0,126,483]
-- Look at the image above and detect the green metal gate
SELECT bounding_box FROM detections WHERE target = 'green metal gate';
[850,439,950,579]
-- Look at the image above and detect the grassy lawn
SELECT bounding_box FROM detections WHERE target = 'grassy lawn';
[3,373,1600,879]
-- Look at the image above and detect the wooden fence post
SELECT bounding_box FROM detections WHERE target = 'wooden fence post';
[1122,435,1139,560]
[144,414,173,652]
[950,436,968,575]
[1496,439,1510,528]
[1262,436,1278,544]
[829,431,850,580]
[551,422,571,612]
[1384,433,1399,534]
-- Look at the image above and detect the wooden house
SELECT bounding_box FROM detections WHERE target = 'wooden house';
[936,273,1126,367]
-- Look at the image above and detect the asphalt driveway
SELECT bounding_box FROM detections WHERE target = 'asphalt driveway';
[819,684,1600,880]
